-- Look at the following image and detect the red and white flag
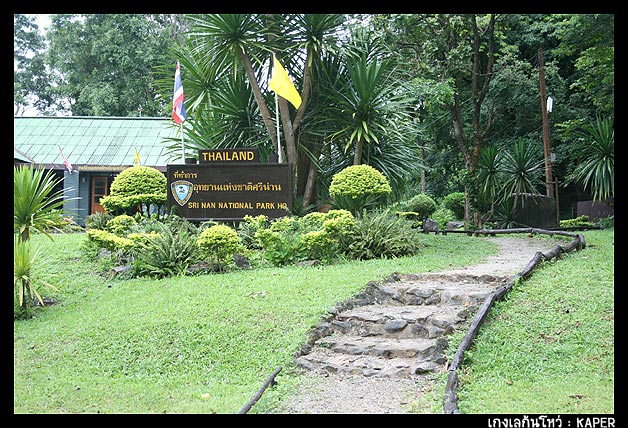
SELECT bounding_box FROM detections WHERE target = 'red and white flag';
[58,146,74,173]
[172,61,187,125]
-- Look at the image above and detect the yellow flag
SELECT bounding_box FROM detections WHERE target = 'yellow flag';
[134,148,140,166]
[269,56,302,109]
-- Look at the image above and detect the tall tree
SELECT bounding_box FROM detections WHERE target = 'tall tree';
[45,14,177,116]
[375,14,498,224]
[552,14,614,117]
[14,14,54,115]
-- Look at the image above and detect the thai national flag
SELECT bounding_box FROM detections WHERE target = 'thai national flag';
[172,61,187,125]
[58,146,74,173]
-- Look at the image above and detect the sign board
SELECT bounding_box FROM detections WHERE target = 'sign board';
[167,163,292,222]
[198,148,259,164]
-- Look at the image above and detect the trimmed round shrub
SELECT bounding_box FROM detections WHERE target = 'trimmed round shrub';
[299,212,329,232]
[329,165,392,215]
[406,194,437,219]
[196,224,243,270]
[110,165,166,196]
[101,165,167,215]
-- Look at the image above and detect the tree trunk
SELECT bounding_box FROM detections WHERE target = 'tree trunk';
[238,49,277,147]
[301,144,321,209]
[353,139,363,165]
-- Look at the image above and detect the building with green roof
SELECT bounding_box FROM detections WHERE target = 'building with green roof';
[14,116,187,227]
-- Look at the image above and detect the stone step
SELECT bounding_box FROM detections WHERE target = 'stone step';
[365,273,503,307]
[294,272,509,380]
[330,304,472,339]
[316,335,448,360]
[295,345,446,378]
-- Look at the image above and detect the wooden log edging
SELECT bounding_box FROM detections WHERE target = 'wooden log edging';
[237,366,282,414]
[443,229,586,414]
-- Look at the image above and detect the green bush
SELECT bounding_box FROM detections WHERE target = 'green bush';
[196,224,243,271]
[322,210,355,235]
[395,211,423,229]
[596,215,614,229]
[442,192,465,220]
[560,215,596,229]
[300,229,335,262]
[86,212,113,230]
[254,228,300,266]
[431,207,456,230]
[132,222,198,278]
[345,209,423,260]
[106,214,136,236]
[259,217,307,266]
[300,210,356,262]
[329,165,392,216]
[405,193,437,219]
[269,216,299,234]
[299,212,329,232]
[100,166,167,216]
[237,215,269,249]
[86,228,136,253]
[250,210,356,266]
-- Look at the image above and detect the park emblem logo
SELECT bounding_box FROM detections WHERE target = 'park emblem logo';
[171,180,194,206]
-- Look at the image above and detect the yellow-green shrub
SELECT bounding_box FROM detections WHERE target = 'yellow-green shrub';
[86,229,135,252]
[329,165,392,215]
[196,224,243,270]
[100,165,166,216]
[106,214,136,236]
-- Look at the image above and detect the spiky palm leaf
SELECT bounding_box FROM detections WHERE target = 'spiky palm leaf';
[14,237,57,308]
[571,115,614,201]
[498,138,545,208]
[14,165,68,242]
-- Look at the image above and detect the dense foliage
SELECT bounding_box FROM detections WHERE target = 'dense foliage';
[14,13,614,225]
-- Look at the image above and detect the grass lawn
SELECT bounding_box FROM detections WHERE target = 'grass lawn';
[14,228,613,414]
[450,228,614,414]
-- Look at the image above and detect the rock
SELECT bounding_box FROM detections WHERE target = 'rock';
[446,221,465,230]
[234,253,251,269]
[422,218,439,233]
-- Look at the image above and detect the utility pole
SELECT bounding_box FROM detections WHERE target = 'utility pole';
[538,48,554,198]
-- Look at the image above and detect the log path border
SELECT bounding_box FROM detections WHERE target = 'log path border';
[239,227,588,414]
[442,227,586,413]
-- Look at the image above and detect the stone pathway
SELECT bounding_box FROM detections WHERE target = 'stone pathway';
[277,236,567,414]
[294,271,506,379]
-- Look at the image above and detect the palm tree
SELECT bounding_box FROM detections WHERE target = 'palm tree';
[14,236,57,313]
[569,115,614,202]
[474,144,502,221]
[14,165,67,243]
[314,28,419,203]
[324,28,414,166]
[165,14,346,209]
[499,138,546,209]
[14,164,65,314]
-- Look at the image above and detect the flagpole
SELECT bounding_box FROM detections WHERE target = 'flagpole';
[275,92,282,163]
[180,122,185,163]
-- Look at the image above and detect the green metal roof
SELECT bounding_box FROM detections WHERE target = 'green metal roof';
[14,116,184,169]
